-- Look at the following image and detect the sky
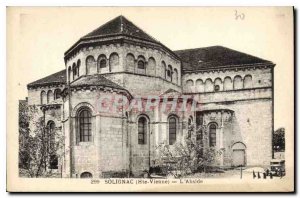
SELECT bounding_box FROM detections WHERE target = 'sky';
[7,7,294,131]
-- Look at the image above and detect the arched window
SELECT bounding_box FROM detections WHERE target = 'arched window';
[137,60,146,74]
[148,57,156,76]
[204,78,214,92]
[214,78,222,92]
[77,59,81,77]
[41,91,47,105]
[97,54,107,71]
[209,124,217,147]
[54,89,61,100]
[138,61,145,68]
[167,65,172,81]
[224,76,233,91]
[173,68,178,84]
[80,172,92,178]
[47,90,54,103]
[126,53,135,72]
[47,121,58,169]
[169,116,177,145]
[72,63,77,79]
[186,79,194,92]
[47,121,55,152]
[100,59,106,68]
[86,56,96,75]
[78,109,92,142]
[138,117,147,144]
[233,75,243,89]
[161,61,166,78]
[244,75,253,88]
[137,56,146,75]
[109,53,119,72]
[68,66,72,82]
[196,79,204,92]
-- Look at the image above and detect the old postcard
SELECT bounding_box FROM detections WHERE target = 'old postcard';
[7,7,294,192]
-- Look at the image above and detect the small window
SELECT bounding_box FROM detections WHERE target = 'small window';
[98,55,107,70]
[138,117,147,144]
[167,65,172,81]
[77,59,81,77]
[68,66,72,82]
[80,172,92,178]
[99,59,106,68]
[173,68,178,84]
[137,60,145,69]
[161,61,166,78]
[169,117,177,145]
[73,69,77,76]
[209,124,217,147]
[54,89,61,100]
[167,70,171,77]
[47,121,57,169]
[41,91,47,105]
[47,121,56,153]
[214,85,220,92]
[73,63,77,78]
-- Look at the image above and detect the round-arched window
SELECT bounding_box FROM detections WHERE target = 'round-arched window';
[138,117,147,144]
[169,116,177,145]
[100,59,106,68]
[78,109,92,142]
[137,60,145,69]
[80,172,92,178]
[209,124,217,147]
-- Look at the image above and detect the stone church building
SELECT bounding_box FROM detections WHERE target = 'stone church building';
[26,16,275,178]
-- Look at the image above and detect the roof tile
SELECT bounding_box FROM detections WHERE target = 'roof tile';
[27,69,66,87]
[71,74,126,91]
[174,46,273,71]
[83,15,160,44]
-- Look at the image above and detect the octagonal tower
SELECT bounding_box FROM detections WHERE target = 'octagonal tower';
[64,15,182,97]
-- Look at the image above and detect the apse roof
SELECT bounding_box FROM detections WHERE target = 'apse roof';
[27,69,66,88]
[82,15,160,44]
[174,46,273,71]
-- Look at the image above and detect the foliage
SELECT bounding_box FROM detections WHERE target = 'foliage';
[19,104,64,177]
[273,128,285,152]
[153,124,223,177]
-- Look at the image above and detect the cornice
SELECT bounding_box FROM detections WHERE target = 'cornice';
[182,62,276,74]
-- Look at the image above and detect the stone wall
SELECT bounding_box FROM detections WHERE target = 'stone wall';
[62,88,129,178]
[195,88,273,167]
[65,41,181,88]
[182,67,272,93]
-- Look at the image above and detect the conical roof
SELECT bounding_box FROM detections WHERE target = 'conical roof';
[82,15,160,44]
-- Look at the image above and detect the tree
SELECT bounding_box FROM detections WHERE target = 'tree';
[19,104,64,177]
[273,128,285,152]
[153,123,223,177]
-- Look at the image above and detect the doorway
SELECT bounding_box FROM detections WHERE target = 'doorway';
[232,142,246,167]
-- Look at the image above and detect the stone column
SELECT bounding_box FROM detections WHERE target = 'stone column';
[95,115,101,178]
[219,111,224,166]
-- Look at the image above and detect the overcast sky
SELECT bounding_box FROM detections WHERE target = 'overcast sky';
[7,7,293,130]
